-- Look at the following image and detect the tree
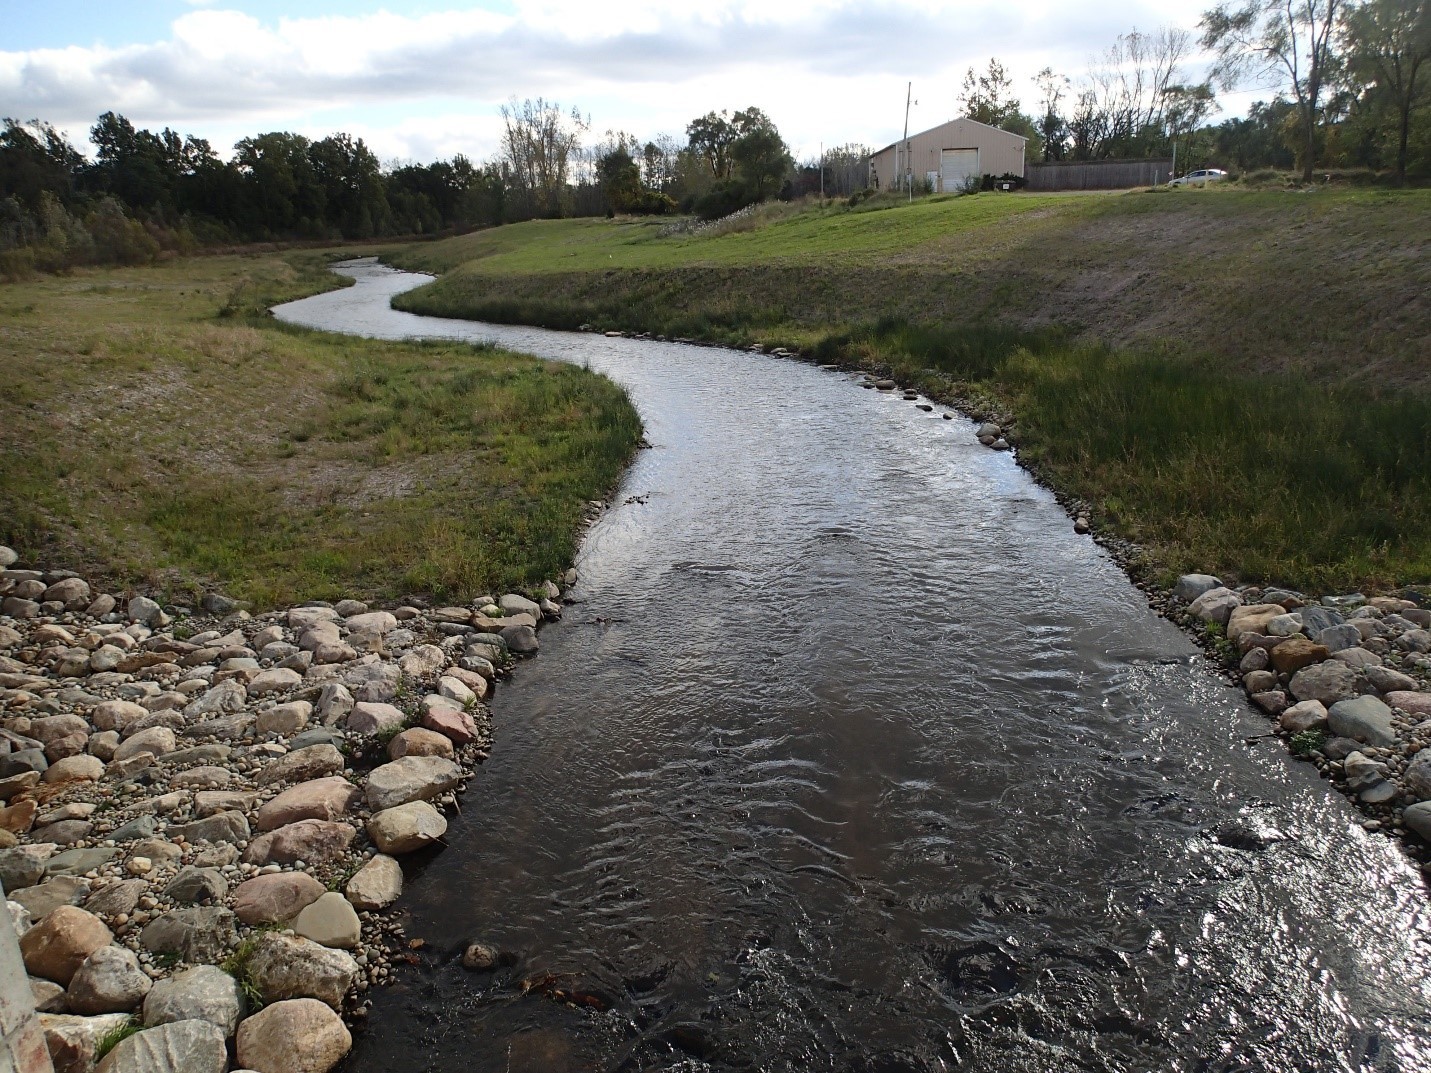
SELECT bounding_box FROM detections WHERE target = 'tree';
[731,124,791,200]
[309,133,389,237]
[498,97,589,220]
[1201,0,1344,181]
[1163,83,1221,169]
[686,111,736,178]
[233,132,324,235]
[961,58,1021,127]
[1033,68,1072,160]
[0,119,82,208]
[1340,0,1431,180]
[595,138,643,212]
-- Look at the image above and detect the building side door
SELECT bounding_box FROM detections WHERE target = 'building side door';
[940,148,980,191]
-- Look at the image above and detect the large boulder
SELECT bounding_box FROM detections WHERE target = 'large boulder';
[387,727,453,760]
[1403,750,1431,802]
[398,644,447,679]
[139,907,236,964]
[233,871,326,925]
[40,1012,132,1073]
[292,892,361,949]
[256,744,344,786]
[1173,574,1223,603]
[67,945,152,1014]
[366,756,463,811]
[0,844,54,891]
[1289,660,1359,705]
[19,905,111,984]
[111,727,176,764]
[12,876,89,920]
[1269,636,1328,675]
[242,819,355,866]
[1386,691,1431,719]
[43,755,104,784]
[173,811,250,846]
[255,776,361,832]
[367,801,447,855]
[344,854,402,911]
[1227,604,1287,642]
[183,679,247,719]
[499,624,539,655]
[236,998,352,1073]
[1188,587,1241,626]
[420,705,478,746]
[344,702,406,736]
[143,965,246,1035]
[1403,800,1431,840]
[249,667,303,697]
[94,1018,227,1073]
[245,932,358,1009]
[163,866,228,906]
[1327,695,1397,748]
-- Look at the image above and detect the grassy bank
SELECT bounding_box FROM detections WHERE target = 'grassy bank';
[388,189,1430,592]
[0,252,642,607]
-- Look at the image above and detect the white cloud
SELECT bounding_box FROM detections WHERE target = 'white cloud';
[0,1,1230,164]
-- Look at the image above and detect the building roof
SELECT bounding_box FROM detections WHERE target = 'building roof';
[872,115,1029,157]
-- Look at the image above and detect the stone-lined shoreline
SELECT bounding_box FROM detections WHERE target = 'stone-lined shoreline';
[0,543,570,1073]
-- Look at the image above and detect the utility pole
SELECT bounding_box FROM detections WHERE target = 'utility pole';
[903,81,916,203]
[820,142,824,199]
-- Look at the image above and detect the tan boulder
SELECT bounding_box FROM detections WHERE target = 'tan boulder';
[255,776,361,832]
[1269,636,1329,675]
[242,819,355,866]
[236,997,352,1073]
[233,871,326,925]
[1227,604,1287,642]
[19,905,112,984]
[386,727,454,760]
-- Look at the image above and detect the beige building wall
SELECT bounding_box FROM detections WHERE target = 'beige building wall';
[869,117,1027,191]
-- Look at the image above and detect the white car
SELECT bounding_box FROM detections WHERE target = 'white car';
[1168,168,1228,187]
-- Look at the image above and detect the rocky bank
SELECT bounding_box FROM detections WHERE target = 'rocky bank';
[1170,574,1431,853]
[0,543,568,1073]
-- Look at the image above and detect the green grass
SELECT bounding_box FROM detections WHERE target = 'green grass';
[383,188,1431,593]
[0,251,642,607]
[390,187,1431,387]
[94,1018,142,1060]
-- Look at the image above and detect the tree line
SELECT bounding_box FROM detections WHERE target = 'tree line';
[0,99,810,275]
[958,0,1428,181]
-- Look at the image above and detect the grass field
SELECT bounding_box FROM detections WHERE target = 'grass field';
[0,252,642,607]
[387,188,1431,592]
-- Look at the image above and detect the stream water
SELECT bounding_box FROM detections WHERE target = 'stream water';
[274,261,1431,1073]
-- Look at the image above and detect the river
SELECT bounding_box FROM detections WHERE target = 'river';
[274,260,1431,1073]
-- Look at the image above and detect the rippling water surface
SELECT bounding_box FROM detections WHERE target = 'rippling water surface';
[276,261,1431,1073]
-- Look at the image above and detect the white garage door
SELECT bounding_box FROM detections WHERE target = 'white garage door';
[940,148,980,191]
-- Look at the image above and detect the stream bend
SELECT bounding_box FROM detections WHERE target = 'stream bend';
[275,260,1431,1073]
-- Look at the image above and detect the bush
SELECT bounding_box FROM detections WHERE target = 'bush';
[980,172,1027,191]
[693,179,753,221]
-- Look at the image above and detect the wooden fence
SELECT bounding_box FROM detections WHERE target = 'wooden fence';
[1027,159,1173,191]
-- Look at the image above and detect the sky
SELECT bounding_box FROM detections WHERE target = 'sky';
[0,0,1263,166]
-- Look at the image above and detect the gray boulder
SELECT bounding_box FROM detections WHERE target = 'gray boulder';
[366,756,463,811]
[1327,695,1397,747]
[67,945,152,1014]
[163,867,228,905]
[1403,749,1431,802]
[1317,623,1363,653]
[1403,800,1431,841]
[1289,660,1359,705]
[139,907,236,964]
[1188,587,1241,626]
[246,932,358,1009]
[94,1018,227,1073]
[143,964,245,1035]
